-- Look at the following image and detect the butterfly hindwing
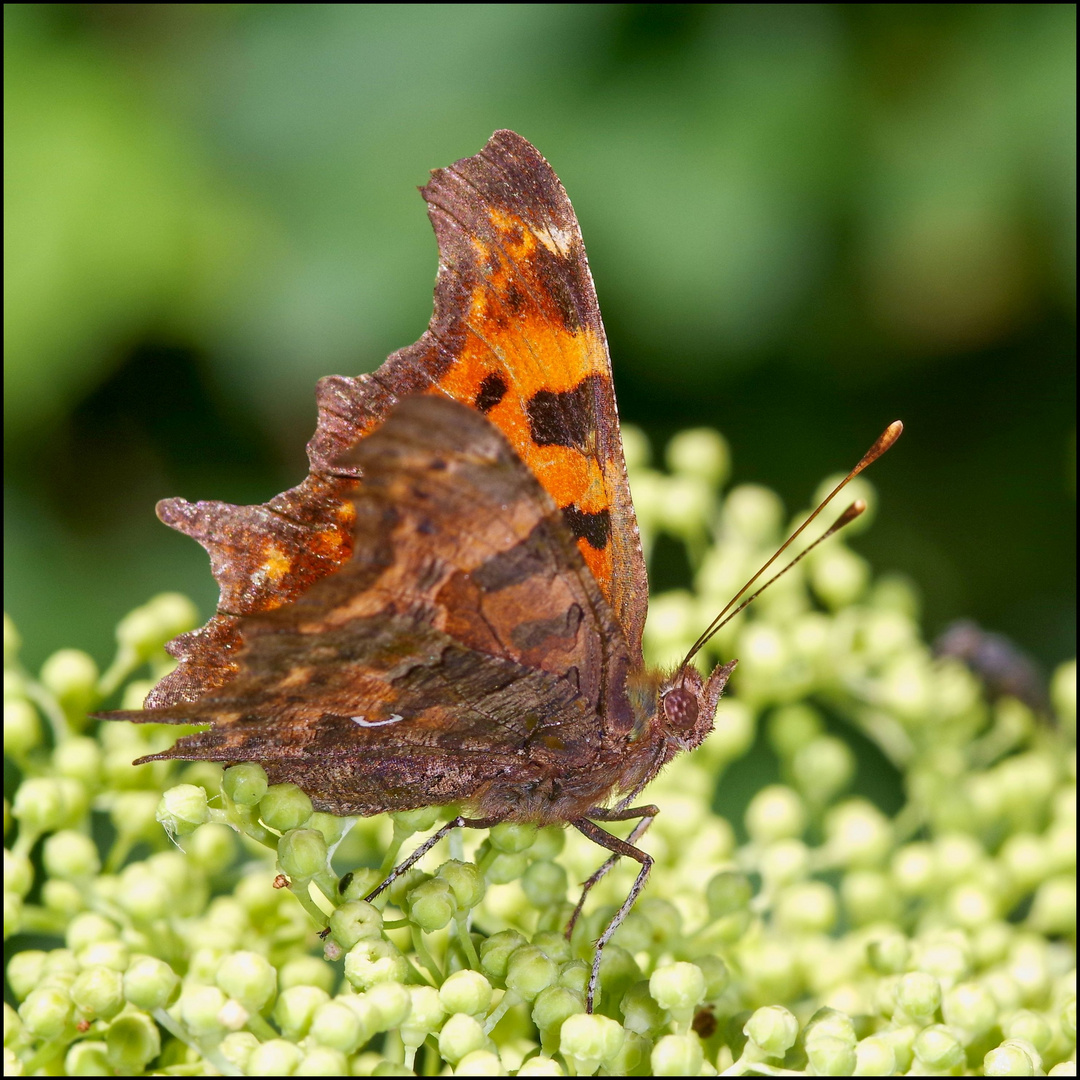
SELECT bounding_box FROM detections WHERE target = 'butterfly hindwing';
[124,397,636,818]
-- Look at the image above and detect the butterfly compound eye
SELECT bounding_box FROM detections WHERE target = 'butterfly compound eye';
[663,687,698,729]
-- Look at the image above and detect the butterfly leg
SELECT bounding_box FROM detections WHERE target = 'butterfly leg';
[363,815,504,903]
[572,816,655,1013]
[564,803,657,941]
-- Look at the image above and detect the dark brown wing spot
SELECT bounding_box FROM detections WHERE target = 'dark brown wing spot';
[511,604,584,651]
[561,506,611,551]
[525,375,602,450]
[472,520,560,592]
[475,372,508,413]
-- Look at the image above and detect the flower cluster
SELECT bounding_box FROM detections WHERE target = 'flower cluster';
[4,425,1075,1076]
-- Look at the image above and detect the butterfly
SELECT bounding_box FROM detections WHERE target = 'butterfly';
[104,131,894,1010]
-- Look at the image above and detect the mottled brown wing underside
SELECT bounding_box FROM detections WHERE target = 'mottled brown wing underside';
[149,131,645,711]
[119,397,632,817]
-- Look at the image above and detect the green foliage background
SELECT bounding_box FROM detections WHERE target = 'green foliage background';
[4,4,1075,673]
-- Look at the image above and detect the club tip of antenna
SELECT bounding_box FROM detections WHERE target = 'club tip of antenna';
[857,420,904,472]
[837,499,866,528]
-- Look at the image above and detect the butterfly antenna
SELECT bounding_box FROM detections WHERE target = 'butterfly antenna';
[682,421,902,666]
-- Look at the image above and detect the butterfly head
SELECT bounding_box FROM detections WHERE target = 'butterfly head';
[655,659,738,753]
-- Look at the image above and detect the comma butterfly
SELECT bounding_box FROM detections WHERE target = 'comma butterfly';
[104,131,898,1009]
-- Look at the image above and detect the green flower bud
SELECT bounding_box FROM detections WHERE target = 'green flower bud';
[296,1046,350,1076]
[339,866,386,904]
[895,971,941,1023]
[775,881,838,934]
[1028,875,1077,935]
[179,983,228,1036]
[41,878,83,917]
[666,427,729,486]
[530,826,566,861]
[914,935,971,989]
[807,1034,857,1075]
[6,950,46,1001]
[532,985,585,1055]
[64,1040,110,1075]
[77,937,128,972]
[792,736,855,806]
[1003,1009,1053,1053]
[485,849,530,884]
[759,838,810,889]
[279,955,336,995]
[401,985,444,1049]
[4,849,32,899]
[744,1005,798,1056]
[273,985,330,1041]
[246,1038,304,1075]
[810,545,869,609]
[479,929,527,984]
[185,821,236,875]
[912,1024,964,1072]
[328,900,383,950]
[842,870,901,926]
[105,1012,160,1073]
[1047,1062,1076,1077]
[156,784,210,837]
[216,1030,258,1072]
[308,999,365,1053]
[390,806,440,834]
[454,1049,503,1075]
[521,859,568,908]
[366,980,412,1031]
[560,1012,625,1072]
[3,699,40,758]
[941,981,997,1041]
[66,912,118,952]
[725,484,783,543]
[216,950,276,1013]
[767,703,824,759]
[277,828,329,882]
[40,649,98,720]
[438,859,486,909]
[70,966,124,1020]
[531,930,572,966]
[489,821,537,853]
[505,945,558,1001]
[12,777,72,835]
[516,1055,565,1076]
[649,962,707,1015]
[616,979,665,1036]
[651,1033,704,1077]
[984,1039,1037,1076]
[853,1034,896,1076]
[891,841,937,896]
[53,737,103,789]
[439,1012,488,1064]
[259,783,313,833]
[123,956,180,1011]
[746,785,806,843]
[439,969,494,1017]
[116,864,172,923]
[18,986,72,1038]
[43,830,100,882]
[220,763,269,806]
[823,799,892,868]
[705,870,753,921]
[408,877,455,931]
[343,938,408,991]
